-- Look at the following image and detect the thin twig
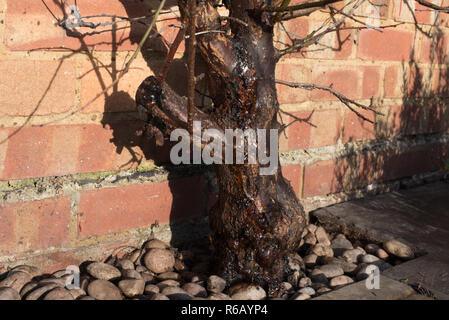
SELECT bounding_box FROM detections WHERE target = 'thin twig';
[37,0,168,127]
[187,0,197,134]
[276,80,382,123]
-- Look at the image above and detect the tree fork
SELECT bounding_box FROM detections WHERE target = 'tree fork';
[137,0,307,296]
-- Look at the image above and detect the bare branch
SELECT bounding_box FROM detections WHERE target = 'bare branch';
[415,0,449,13]
[276,80,382,123]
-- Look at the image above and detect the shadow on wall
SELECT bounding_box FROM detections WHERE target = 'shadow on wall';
[331,24,449,196]
[24,0,213,247]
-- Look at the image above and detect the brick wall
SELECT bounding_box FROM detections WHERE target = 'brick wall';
[0,0,448,272]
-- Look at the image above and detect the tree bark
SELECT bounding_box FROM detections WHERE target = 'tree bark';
[136,0,306,296]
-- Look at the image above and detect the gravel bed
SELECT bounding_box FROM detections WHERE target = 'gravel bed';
[0,224,415,300]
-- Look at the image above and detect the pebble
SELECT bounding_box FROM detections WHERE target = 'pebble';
[150,293,170,300]
[86,262,121,281]
[157,279,181,290]
[365,243,380,255]
[313,264,344,278]
[229,283,267,300]
[317,287,332,294]
[329,275,354,288]
[124,249,142,264]
[145,239,170,250]
[144,249,175,274]
[319,257,358,274]
[360,254,380,264]
[79,296,96,300]
[383,240,414,260]
[161,287,193,300]
[298,277,312,288]
[208,292,232,300]
[304,254,318,268]
[144,284,160,295]
[20,282,39,297]
[156,271,181,281]
[309,244,334,257]
[116,259,135,270]
[69,288,86,299]
[303,233,317,246]
[0,271,32,292]
[376,248,389,260]
[288,253,305,271]
[10,265,41,278]
[315,227,331,246]
[118,279,145,298]
[182,283,208,298]
[299,287,315,296]
[43,287,74,300]
[122,269,143,280]
[0,287,21,300]
[207,275,227,293]
[342,249,364,264]
[25,284,59,300]
[306,224,318,234]
[87,280,123,300]
[140,272,155,283]
[331,237,354,256]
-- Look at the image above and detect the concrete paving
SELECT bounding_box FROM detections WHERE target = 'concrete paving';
[311,181,449,300]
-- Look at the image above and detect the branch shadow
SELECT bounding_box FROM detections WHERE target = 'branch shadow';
[329,22,449,200]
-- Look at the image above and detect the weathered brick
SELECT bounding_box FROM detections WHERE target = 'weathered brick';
[357,29,414,61]
[1,125,80,180]
[80,57,152,113]
[306,21,353,60]
[0,60,76,116]
[286,110,313,150]
[419,32,449,64]
[302,160,339,198]
[311,67,360,101]
[384,65,402,98]
[0,197,71,255]
[281,164,302,197]
[77,176,205,238]
[276,63,311,104]
[342,109,376,143]
[4,0,150,51]
[362,66,381,99]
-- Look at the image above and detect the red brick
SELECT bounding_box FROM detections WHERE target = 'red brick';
[302,160,339,198]
[389,104,428,136]
[80,57,151,113]
[0,197,71,255]
[1,122,161,180]
[281,164,302,196]
[286,111,313,150]
[77,176,205,238]
[354,0,390,19]
[306,22,353,60]
[342,109,376,143]
[384,65,402,98]
[362,66,381,99]
[419,33,449,64]
[276,63,311,104]
[0,60,76,116]
[428,103,449,133]
[311,67,360,101]
[4,0,151,51]
[1,125,81,180]
[311,109,342,148]
[357,29,414,61]
[379,143,447,181]
[275,18,309,54]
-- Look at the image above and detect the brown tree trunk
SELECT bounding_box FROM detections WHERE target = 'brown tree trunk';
[136,1,306,296]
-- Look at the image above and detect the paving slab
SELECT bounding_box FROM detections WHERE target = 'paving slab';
[311,181,449,299]
[312,276,416,300]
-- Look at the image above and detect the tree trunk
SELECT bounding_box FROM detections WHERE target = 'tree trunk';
[136,1,306,296]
